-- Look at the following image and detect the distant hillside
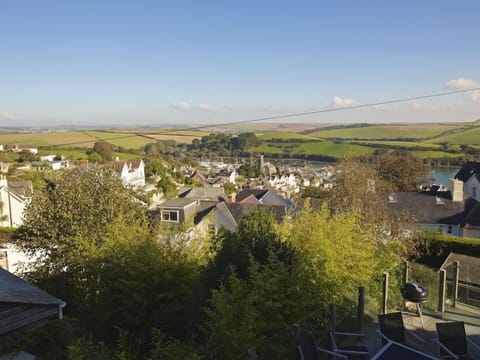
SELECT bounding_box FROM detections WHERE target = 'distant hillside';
[302,124,463,140]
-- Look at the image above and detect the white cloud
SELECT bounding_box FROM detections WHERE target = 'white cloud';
[331,96,361,108]
[0,111,16,120]
[171,102,192,111]
[197,103,231,113]
[446,77,480,102]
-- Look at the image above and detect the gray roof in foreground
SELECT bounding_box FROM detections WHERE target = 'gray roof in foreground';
[0,268,63,305]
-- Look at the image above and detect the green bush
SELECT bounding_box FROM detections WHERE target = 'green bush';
[415,231,480,267]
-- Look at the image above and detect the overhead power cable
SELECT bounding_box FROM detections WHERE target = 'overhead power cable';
[40,87,480,148]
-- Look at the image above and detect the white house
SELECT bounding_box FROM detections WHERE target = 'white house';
[115,159,145,187]
[455,162,480,202]
[0,177,33,228]
[10,144,38,154]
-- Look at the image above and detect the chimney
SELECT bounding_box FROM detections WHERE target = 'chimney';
[115,156,119,162]
[230,192,237,203]
[449,178,463,202]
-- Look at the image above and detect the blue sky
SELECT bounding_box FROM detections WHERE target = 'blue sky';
[1,1,480,127]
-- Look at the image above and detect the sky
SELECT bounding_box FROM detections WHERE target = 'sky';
[1,1,480,127]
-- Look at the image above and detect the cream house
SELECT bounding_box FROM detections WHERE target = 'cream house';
[0,177,33,228]
[114,159,145,187]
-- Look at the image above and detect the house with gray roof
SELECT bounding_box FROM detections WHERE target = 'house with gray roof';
[152,189,291,234]
[386,179,480,237]
[0,177,33,228]
[0,268,65,336]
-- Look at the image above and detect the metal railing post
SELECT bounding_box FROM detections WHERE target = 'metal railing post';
[357,286,365,332]
[403,261,409,285]
[438,269,446,317]
[382,272,389,314]
[453,261,460,307]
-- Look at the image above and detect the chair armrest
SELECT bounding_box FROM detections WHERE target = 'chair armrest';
[467,337,480,351]
[316,346,348,359]
[433,338,459,359]
[405,328,427,343]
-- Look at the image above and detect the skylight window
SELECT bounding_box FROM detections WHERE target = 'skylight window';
[388,193,397,203]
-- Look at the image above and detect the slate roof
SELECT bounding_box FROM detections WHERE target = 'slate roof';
[179,187,225,201]
[236,189,293,207]
[386,191,480,226]
[0,268,65,336]
[454,162,480,182]
[6,181,33,198]
[0,268,63,305]
[160,198,198,208]
[113,159,143,172]
[225,203,287,224]
[236,189,268,202]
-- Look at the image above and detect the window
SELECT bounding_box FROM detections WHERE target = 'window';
[473,186,477,198]
[447,225,453,234]
[161,210,179,223]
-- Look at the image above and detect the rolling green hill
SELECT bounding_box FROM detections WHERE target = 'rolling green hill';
[306,124,462,140]
[425,126,480,145]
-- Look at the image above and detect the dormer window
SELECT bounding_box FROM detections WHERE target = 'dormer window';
[161,210,179,222]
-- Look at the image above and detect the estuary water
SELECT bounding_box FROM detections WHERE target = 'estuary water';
[430,167,460,186]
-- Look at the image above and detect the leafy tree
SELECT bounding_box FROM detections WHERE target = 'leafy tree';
[157,176,177,197]
[88,151,103,163]
[93,141,113,162]
[145,159,167,178]
[16,168,147,272]
[375,152,430,191]
[223,182,237,195]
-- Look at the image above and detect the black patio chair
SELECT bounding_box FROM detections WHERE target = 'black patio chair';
[329,325,369,360]
[297,333,347,360]
[377,312,426,349]
[434,321,480,359]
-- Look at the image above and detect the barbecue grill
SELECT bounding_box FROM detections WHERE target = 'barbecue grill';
[401,281,428,329]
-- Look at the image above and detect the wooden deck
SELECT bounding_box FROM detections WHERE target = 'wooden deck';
[363,305,480,358]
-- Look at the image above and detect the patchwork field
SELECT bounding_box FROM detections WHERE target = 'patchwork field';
[306,124,462,140]
[0,131,97,147]
[258,132,316,141]
[250,141,375,158]
[354,141,442,150]
[83,131,155,149]
[296,141,375,156]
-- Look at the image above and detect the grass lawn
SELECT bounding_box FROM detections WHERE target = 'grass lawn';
[410,151,464,159]
[307,124,462,140]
